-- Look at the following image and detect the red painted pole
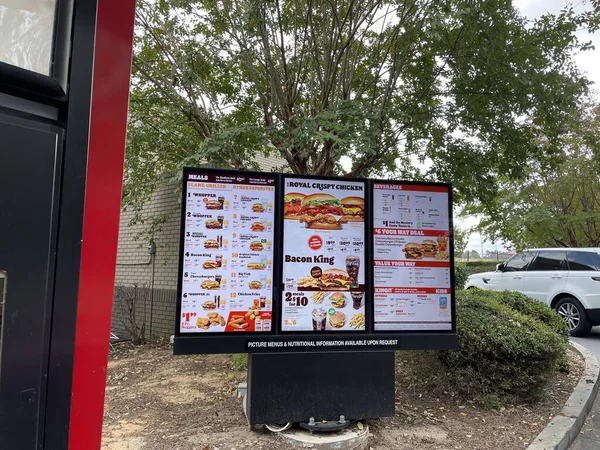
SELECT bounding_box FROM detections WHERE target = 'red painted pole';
[68,0,136,448]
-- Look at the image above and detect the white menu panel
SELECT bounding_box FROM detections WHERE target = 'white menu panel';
[373,183,452,331]
[179,172,276,333]
[281,178,366,332]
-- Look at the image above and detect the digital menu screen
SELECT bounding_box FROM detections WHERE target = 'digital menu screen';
[372,183,452,331]
[179,172,276,333]
[281,177,366,332]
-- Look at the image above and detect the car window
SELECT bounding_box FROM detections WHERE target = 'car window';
[567,251,600,271]
[528,251,567,271]
[504,252,535,271]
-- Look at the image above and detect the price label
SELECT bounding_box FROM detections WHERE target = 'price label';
[285,292,308,307]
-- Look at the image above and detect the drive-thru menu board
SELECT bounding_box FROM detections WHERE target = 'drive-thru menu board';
[281,177,366,332]
[179,172,276,333]
[372,183,452,331]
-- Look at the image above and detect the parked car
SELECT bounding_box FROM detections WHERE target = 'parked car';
[465,248,600,336]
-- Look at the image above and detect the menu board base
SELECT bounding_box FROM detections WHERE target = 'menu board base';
[173,333,458,355]
[246,351,395,424]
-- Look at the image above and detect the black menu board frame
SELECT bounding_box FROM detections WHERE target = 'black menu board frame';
[173,168,457,355]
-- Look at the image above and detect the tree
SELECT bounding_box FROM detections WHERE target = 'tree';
[453,226,469,258]
[124,0,600,215]
[468,103,600,249]
[469,249,481,259]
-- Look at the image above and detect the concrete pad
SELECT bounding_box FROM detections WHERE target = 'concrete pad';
[279,424,369,450]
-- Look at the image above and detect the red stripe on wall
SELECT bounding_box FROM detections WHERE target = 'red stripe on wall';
[68,0,136,448]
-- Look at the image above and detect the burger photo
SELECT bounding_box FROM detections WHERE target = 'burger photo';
[297,193,348,229]
[205,219,222,229]
[202,301,217,310]
[329,292,347,308]
[204,239,219,249]
[247,262,266,270]
[329,310,346,328]
[251,222,265,232]
[249,280,263,289]
[320,268,352,290]
[341,196,365,222]
[283,192,306,219]
[420,239,438,257]
[205,199,222,210]
[202,260,218,270]
[252,203,265,213]
[299,213,348,230]
[250,241,264,251]
[403,242,423,259]
[201,279,221,290]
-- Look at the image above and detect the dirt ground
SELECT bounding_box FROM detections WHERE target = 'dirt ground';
[102,342,583,450]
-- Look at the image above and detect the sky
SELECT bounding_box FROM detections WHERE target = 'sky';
[459,0,600,255]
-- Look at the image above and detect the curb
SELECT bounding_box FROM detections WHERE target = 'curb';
[527,341,600,450]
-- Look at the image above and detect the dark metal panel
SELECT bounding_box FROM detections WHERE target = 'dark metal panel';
[0,115,62,450]
[43,0,99,447]
[174,333,459,354]
[247,351,395,424]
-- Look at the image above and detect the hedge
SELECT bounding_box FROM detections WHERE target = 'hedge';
[437,289,568,404]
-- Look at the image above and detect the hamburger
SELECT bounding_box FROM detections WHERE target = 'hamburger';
[341,196,365,222]
[283,192,307,219]
[202,301,217,310]
[329,292,347,308]
[201,279,221,290]
[204,239,219,249]
[320,268,352,290]
[202,260,218,270]
[251,222,265,232]
[249,280,263,289]
[298,193,344,216]
[247,262,266,270]
[404,243,423,259]
[329,311,346,328]
[250,241,264,251]
[420,239,438,257]
[299,213,348,230]
[252,203,265,213]
[205,199,222,210]
[205,219,222,229]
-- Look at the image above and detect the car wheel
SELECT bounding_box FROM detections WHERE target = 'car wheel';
[555,297,592,337]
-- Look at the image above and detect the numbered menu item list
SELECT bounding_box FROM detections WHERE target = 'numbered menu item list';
[281,177,367,332]
[373,183,452,331]
[180,173,276,333]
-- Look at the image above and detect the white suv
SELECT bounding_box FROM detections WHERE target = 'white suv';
[465,248,600,336]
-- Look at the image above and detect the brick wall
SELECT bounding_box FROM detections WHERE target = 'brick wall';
[111,156,286,339]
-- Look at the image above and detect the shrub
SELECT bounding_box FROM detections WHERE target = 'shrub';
[232,353,248,371]
[465,261,499,275]
[494,291,569,342]
[454,262,468,289]
[438,289,568,403]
